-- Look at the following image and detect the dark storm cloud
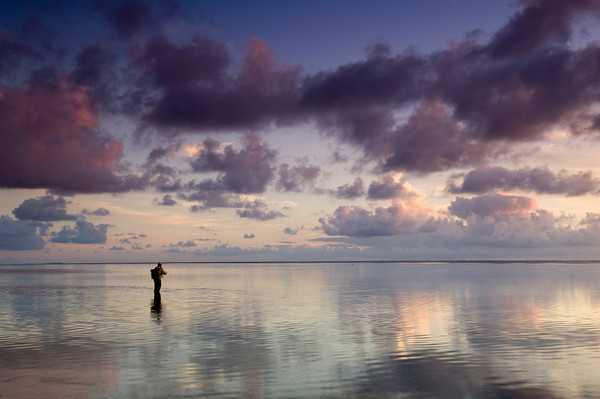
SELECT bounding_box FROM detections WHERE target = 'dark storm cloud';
[12,195,77,221]
[81,208,111,216]
[334,177,364,199]
[275,162,320,192]
[51,220,109,244]
[448,194,536,219]
[190,134,277,194]
[448,166,600,196]
[367,175,414,200]
[0,215,46,250]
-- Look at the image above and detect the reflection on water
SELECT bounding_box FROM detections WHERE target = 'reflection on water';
[2,262,600,398]
[150,292,162,323]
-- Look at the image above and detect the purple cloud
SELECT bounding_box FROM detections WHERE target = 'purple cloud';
[141,39,301,132]
[189,134,277,194]
[236,201,285,221]
[0,79,146,194]
[276,162,320,192]
[0,215,46,250]
[13,195,77,221]
[334,177,365,199]
[447,166,600,196]
[367,175,414,200]
[319,204,422,237]
[448,194,536,220]
[82,208,110,216]
[283,227,301,235]
[486,0,600,58]
[51,220,109,244]
[157,194,177,206]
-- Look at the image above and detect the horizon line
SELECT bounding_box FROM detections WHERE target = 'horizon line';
[2,259,600,266]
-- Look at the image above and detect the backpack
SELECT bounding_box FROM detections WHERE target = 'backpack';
[150,268,159,280]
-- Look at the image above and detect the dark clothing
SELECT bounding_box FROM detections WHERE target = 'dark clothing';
[151,266,165,293]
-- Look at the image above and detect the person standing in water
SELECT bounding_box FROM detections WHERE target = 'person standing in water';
[151,263,167,294]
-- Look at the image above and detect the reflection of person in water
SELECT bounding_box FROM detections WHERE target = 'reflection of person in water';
[151,263,167,294]
[151,291,162,320]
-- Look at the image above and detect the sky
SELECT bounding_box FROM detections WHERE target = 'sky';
[4,0,600,262]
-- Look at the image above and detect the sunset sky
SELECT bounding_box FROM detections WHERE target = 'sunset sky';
[4,0,600,262]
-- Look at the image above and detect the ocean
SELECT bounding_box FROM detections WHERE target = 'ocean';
[1,261,600,398]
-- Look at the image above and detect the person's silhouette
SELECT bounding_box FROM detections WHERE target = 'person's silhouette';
[150,263,167,294]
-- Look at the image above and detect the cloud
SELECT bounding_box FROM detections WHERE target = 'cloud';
[367,175,415,200]
[6,0,600,199]
[243,233,255,239]
[331,150,348,164]
[51,220,109,244]
[293,2,600,173]
[276,162,320,192]
[165,240,197,248]
[140,38,301,132]
[12,195,77,221]
[283,227,300,235]
[319,202,424,237]
[0,78,146,194]
[486,0,600,58]
[189,134,277,194]
[134,34,229,91]
[448,194,537,219]
[156,194,177,206]
[71,44,117,109]
[447,166,600,196]
[145,142,181,164]
[317,193,600,252]
[236,201,285,221]
[0,215,46,250]
[82,208,110,216]
[334,177,364,199]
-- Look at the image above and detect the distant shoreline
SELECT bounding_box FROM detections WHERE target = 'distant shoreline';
[2,259,600,266]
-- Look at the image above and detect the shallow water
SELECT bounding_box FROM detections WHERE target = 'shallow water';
[2,262,600,398]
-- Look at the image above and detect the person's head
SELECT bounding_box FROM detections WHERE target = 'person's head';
[157,262,162,268]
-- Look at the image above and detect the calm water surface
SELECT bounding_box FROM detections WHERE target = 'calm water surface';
[2,262,600,398]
